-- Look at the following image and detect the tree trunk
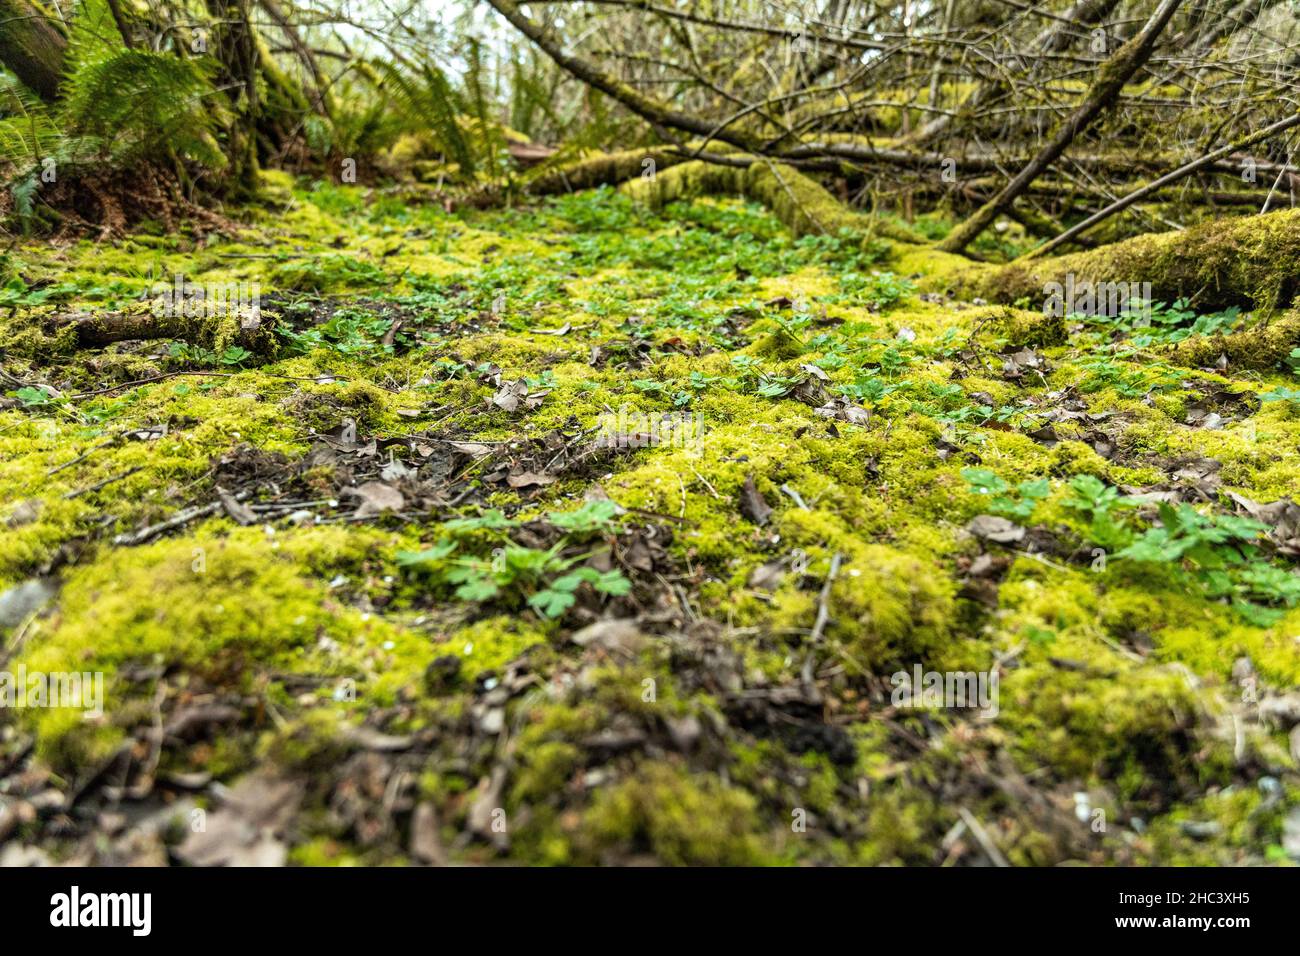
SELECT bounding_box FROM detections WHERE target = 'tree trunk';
[971,206,1300,314]
[206,0,261,197]
[0,0,67,102]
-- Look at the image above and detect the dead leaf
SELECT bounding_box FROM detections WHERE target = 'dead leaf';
[348,481,405,518]
[570,619,644,655]
[814,396,872,426]
[410,802,446,865]
[740,474,773,525]
[449,441,494,457]
[342,725,413,751]
[800,363,830,381]
[507,471,556,489]
[966,515,1026,544]
[125,423,167,442]
[6,499,42,528]
[380,458,416,482]
[492,380,530,413]
[468,766,509,848]
[175,770,302,867]
[748,559,786,591]
[1227,491,1300,555]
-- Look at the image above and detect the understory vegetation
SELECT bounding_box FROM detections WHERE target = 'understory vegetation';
[1,0,1300,867]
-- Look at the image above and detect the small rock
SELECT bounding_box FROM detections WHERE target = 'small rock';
[569,619,644,656]
[480,707,505,736]
[966,515,1026,545]
[0,579,57,629]
[1179,820,1222,840]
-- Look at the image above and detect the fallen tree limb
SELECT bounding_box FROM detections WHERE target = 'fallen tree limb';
[937,0,1184,254]
[45,309,275,353]
[1164,310,1300,371]
[621,159,921,244]
[1026,111,1300,259]
[484,0,766,154]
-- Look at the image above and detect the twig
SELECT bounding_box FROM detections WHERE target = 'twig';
[958,807,1010,867]
[63,466,141,500]
[809,552,843,645]
[779,483,810,510]
[47,436,118,475]
[111,491,251,547]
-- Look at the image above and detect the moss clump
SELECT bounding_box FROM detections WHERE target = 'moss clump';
[1164,310,1300,371]
[17,528,400,770]
[577,760,772,865]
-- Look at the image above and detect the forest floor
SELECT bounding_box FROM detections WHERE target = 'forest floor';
[2,173,1300,865]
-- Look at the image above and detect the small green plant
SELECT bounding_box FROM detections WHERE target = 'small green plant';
[547,500,621,536]
[0,277,78,308]
[1116,503,1267,570]
[1061,475,1135,550]
[12,385,58,407]
[832,270,914,310]
[962,468,1050,520]
[1260,386,1300,405]
[839,372,900,405]
[442,543,630,619]
[527,566,632,617]
[1077,298,1242,345]
[397,505,630,618]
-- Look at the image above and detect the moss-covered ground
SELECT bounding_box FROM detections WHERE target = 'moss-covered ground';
[2,172,1299,865]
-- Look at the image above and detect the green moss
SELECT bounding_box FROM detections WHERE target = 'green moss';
[577,760,773,865]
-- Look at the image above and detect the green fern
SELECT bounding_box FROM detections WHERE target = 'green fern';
[372,58,478,176]
[60,48,226,169]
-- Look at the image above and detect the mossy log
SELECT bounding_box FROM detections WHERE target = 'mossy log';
[601,155,1300,315]
[971,206,1300,313]
[524,148,689,196]
[45,309,275,354]
[621,159,920,243]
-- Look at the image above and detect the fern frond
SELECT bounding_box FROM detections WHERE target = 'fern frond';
[60,48,226,170]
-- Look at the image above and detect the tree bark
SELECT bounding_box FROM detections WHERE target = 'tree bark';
[0,0,67,101]
[205,0,261,196]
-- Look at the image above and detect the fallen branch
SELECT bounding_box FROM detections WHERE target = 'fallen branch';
[45,309,275,353]
[1026,111,1300,258]
[938,0,1184,254]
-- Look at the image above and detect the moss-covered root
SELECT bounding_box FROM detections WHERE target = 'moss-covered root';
[522,147,691,197]
[43,306,276,356]
[1164,309,1300,371]
[974,206,1300,313]
[621,159,921,244]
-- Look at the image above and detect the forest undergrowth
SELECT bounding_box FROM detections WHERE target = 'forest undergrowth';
[2,173,1300,865]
